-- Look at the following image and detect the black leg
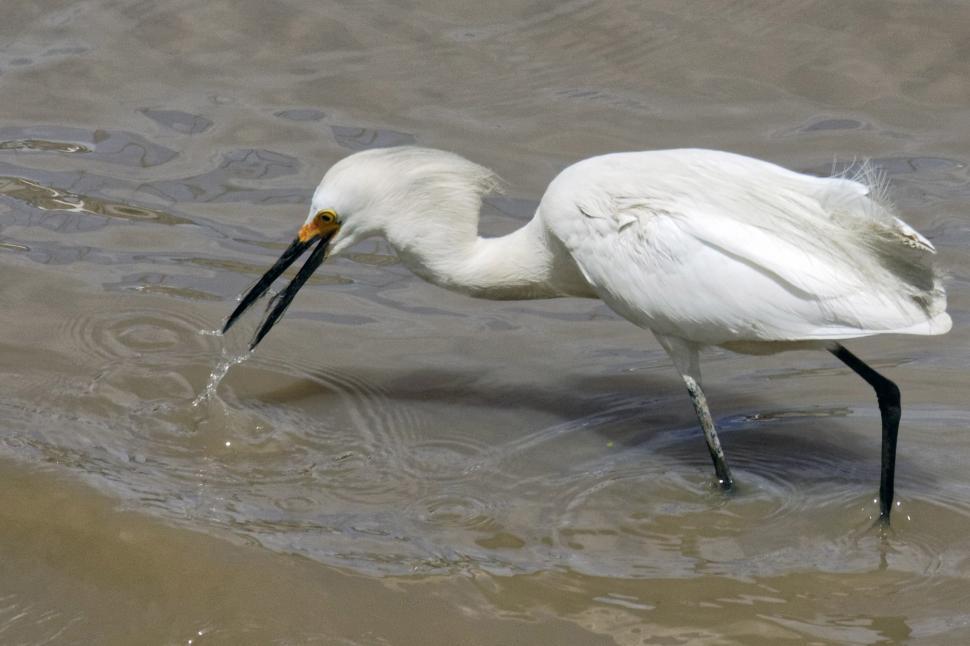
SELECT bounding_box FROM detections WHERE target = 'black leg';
[829,343,902,523]
[683,374,734,490]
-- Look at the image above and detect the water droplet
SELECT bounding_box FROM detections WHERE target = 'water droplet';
[192,350,250,406]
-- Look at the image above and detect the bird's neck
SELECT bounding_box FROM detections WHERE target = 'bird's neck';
[387,212,592,300]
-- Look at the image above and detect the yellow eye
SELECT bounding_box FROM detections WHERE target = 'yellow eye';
[316,210,337,224]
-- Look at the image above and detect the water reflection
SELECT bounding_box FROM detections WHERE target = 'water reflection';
[0,125,177,166]
[0,175,185,224]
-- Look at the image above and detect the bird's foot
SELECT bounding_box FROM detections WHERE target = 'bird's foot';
[713,475,735,493]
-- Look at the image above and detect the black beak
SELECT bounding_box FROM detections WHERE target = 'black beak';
[221,231,335,350]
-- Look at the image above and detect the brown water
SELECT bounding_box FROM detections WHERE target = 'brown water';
[1,1,969,644]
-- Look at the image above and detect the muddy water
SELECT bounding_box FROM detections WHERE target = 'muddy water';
[1,1,969,644]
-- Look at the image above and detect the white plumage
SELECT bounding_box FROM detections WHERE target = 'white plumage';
[225,145,951,523]
[310,147,948,345]
[542,149,949,346]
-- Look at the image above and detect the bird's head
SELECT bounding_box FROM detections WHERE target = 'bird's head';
[220,146,498,349]
[219,149,385,349]
[295,149,394,258]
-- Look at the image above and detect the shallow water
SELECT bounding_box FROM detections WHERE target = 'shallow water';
[1,1,969,644]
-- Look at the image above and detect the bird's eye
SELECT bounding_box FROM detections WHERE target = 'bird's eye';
[316,210,337,224]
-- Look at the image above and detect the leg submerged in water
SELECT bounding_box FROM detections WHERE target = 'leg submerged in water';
[656,337,901,512]
[829,343,902,523]
[683,373,734,489]
[656,334,734,490]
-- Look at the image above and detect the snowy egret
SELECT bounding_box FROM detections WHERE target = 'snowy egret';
[223,146,950,523]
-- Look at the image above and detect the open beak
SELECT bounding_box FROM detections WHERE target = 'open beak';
[222,221,339,350]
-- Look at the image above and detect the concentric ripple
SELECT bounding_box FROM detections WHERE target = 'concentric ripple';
[408,492,500,531]
[61,307,219,364]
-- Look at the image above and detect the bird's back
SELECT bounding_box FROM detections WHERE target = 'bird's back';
[540,149,950,346]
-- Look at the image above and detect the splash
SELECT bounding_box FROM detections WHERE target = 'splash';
[192,349,250,407]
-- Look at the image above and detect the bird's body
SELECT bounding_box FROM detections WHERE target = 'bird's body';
[223,146,950,523]
[312,147,948,347]
[544,149,948,347]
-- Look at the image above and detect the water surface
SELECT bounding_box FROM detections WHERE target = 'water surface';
[1,1,969,644]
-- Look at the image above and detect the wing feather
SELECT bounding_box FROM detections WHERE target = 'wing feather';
[543,149,949,343]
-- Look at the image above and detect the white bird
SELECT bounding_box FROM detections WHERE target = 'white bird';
[223,146,951,523]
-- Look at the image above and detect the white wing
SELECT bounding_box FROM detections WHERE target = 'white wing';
[542,149,950,345]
